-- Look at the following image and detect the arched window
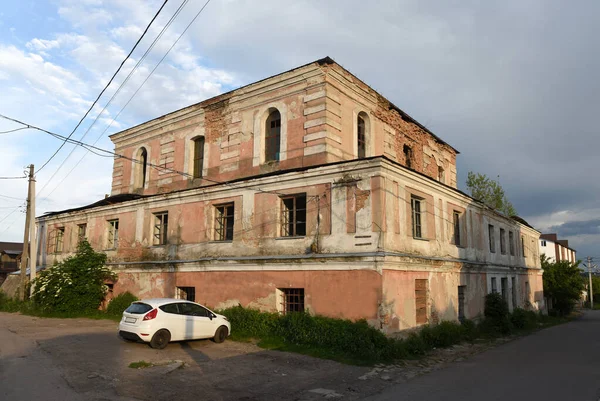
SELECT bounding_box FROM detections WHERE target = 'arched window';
[134,147,148,189]
[193,137,205,178]
[357,114,366,159]
[265,109,281,162]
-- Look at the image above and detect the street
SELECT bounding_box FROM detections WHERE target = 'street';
[365,310,600,401]
[1,311,598,401]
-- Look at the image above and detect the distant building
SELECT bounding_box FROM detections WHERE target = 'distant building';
[0,242,22,285]
[539,233,576,263]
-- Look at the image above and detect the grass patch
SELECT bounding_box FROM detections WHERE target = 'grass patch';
[128,360,153,369]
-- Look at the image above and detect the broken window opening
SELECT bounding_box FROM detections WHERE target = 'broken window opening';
[281,194,307,237]
[77,223,87,243]
[488,224,496,253]
[214,203,234,241]
[403,145,413,169]
[153,212,169,246]
[55,227,65,253]
[265,109,281,162]
[438,166,445,183]
[107,219,119,249]
[193,137,205,178]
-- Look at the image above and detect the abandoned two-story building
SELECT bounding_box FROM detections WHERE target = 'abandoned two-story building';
[35,57,544,331]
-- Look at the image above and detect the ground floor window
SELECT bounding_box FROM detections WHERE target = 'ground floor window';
[501,278,508,303]
[281,288,304,314]
[511,277,517,308]
[176,286,196,302]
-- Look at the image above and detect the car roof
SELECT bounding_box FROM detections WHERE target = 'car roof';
[134,298,210,309]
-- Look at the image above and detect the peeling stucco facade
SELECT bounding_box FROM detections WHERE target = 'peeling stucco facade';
[36,57,543,332]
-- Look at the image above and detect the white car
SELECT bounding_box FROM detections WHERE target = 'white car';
[118,298,231,349]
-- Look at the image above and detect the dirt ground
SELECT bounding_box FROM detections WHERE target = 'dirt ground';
[0,312,510,401]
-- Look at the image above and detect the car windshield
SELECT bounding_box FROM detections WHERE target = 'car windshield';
[125,302,153,314]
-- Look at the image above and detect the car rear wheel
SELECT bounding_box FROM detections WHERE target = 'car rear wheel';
[212,326,228,343]
[150,329,171,349]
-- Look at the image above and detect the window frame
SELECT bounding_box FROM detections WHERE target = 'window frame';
[453,211,461,246]
[55,227,65,253]
[77,223,87,243]
[488,224,496,253]
[280,194,307,238]
[176,286,196,302]
[214,203,234,241]
[411,196,423,239]
[509,231,515,256]
[153,212,169,246]
[357,114,366,159]
[491,277,497,294]
[500,228,506,254]
[107,219,119,249]
[193,137,205,178]
[521,235,526,257]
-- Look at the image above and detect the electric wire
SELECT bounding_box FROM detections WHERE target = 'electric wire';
[35,0,169,174]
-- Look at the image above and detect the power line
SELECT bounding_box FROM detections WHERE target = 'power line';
[36,0,191,199]
[0,127,29,134]
[0,194,25,201]
[0,175,27,180]
[35,0,169,174]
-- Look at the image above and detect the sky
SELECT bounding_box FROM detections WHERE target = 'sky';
[0,0,599,260]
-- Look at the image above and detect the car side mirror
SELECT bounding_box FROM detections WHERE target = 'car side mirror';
[209,314,213,320]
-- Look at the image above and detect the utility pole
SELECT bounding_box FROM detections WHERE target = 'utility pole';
[19,164,34,301]
[29,168,37,297]
[588,256,594,309]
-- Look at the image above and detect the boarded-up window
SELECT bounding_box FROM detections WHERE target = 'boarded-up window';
[415,279,428,324]
[458,285,466,322]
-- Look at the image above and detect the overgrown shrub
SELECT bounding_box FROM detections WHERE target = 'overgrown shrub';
[484,292,509,319]
[461,319,478,341]
[107,292,138,316]
[220,305,279,338]
[420,321,466,348]
[32,240,115,313]
[510,308,538,330]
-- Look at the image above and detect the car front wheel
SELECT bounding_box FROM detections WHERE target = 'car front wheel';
[150,329,171,349]
[212,326,228,343]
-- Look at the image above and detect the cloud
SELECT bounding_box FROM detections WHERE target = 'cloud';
[549,220,600,237]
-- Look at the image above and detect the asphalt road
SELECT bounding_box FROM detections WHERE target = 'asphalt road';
[365,310,600,401]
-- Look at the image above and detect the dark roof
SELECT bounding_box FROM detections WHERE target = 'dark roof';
[2,250,21,256]
[43,193,148,217]
[510,216,535,229]
[0,241,23,252]
[109,57,458,153]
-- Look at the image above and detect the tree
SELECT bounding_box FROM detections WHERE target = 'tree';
[33,240,115,313]
[466,171,517,216]
[541,255,585,316]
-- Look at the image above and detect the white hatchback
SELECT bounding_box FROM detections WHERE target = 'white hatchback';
[118,298,231,349]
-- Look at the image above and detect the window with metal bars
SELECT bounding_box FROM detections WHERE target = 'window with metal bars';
[214,203,234,241]
[77,223,87,243]
[107,219,119,249]
[453,211,461,246]
[265,110,281,162]
[193,137,205,178]
[55,227,64,253]
[281,288,304,314]
[357,115,366,159]
[176,286,196,302]
[411,197,423,239]
[153,212,168,245]
[281,194,306,237]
